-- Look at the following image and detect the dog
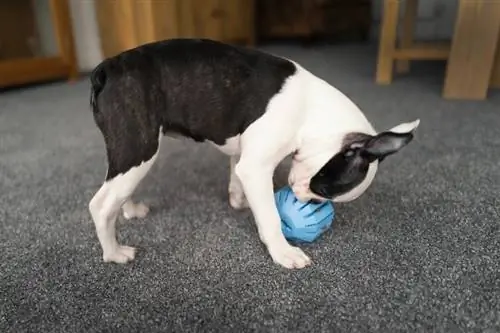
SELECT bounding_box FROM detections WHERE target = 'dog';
[88,38,419,269]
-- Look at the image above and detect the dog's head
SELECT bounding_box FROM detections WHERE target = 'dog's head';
[291,119,420,203]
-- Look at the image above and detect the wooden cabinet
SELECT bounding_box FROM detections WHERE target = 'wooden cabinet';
[0,0,78,88]
[95,0,256,59]
[257,0,371,41]
[178,0,255,45]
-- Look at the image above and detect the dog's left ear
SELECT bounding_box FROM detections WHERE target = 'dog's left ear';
[361,119,420,162]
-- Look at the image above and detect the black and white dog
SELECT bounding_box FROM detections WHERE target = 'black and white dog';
[88,38,419,269]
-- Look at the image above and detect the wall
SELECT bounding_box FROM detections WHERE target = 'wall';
[370,0,459,41]
[33,0,58,57]
[68,0,103,71]
[34,0,103,72]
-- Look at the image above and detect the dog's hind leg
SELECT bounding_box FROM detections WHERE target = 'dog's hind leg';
[228,155,249,210]
[88,65,165,263]
[122,199,150,219]
[89,128,162,264]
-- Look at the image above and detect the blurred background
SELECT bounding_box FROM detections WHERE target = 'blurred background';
[1,0,499,100]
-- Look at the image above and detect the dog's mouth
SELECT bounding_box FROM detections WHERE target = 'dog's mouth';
[309,182,335,200]
[310,187,330,199]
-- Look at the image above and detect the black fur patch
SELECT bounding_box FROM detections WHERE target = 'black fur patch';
[309,132,373,199]
[89,38,297,180]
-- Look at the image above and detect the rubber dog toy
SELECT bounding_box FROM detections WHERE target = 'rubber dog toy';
[274,186,335,243]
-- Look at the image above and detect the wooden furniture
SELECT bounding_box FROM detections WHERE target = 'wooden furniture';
[95,0,256,59]
[257,0,371,41]
[376,0,451,85]
[443,1,500,99]
[179,0,255,46]
[489,32,500,89]
[376,0,500,100]
[0,0,78,88]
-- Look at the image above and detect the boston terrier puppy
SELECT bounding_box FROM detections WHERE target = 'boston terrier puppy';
[88,38,419,269]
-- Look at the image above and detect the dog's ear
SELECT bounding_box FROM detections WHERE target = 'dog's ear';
[362,132,413,161]
[385,119,420,134]
[357,119,420,162]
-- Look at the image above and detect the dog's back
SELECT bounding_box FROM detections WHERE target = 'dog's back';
[90,38,297,149]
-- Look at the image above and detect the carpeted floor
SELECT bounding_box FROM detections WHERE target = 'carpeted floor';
[1,42,499,332]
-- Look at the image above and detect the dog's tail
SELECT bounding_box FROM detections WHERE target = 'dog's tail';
[89,62,107,114]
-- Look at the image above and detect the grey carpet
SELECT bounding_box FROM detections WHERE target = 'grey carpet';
[1,42,499,333]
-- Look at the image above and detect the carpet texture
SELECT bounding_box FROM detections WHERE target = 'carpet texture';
[1,43,499,333]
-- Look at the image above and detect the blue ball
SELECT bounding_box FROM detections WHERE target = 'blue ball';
[274,186,335,243]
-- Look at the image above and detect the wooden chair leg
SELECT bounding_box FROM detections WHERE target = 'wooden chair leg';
[396,0,418,74]
[376,0,400,84]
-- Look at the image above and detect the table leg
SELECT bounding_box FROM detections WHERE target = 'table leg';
[443,0,500,100]
[396,0,418,74]
[490,34,500,89]
[376,0,400,84]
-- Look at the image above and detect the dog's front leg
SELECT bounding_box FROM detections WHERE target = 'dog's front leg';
[235,160,312,269]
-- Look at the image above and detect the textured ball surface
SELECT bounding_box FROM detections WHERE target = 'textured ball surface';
[274,186,335,243]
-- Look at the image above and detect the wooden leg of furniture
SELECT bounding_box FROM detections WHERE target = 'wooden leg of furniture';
[490,34,500,89]
[376,0,400,84]
[443,0,500,100]
[396,0,418,74]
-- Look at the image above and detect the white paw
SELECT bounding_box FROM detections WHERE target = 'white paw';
[229,191,249,210]
[103,245,136,264]
[268,243,312,269]
[123,202,149,219]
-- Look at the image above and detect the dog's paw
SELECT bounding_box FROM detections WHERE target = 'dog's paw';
[268,243,312,269]
[103,245,136,264]
[229,191,249,210]
[123,202,149,219]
